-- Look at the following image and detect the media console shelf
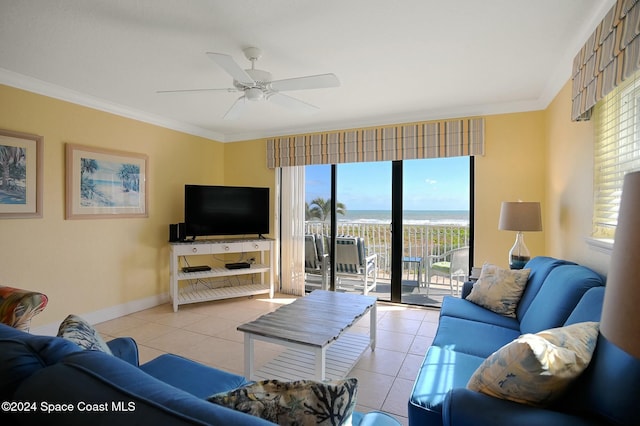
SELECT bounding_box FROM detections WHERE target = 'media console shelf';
[169,238,274,312]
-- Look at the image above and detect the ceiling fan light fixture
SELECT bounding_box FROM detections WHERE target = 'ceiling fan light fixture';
[243,47,262,62]
[245,87,264,101]
[161,47,337,118]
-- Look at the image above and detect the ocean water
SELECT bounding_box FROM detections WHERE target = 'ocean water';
[337,210,469,225]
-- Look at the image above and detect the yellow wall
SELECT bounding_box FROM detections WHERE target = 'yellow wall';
[544,81,610,274]
[444,85,611,275]
[473,111,547,268]
[0,85,224,327]
[223,139,276,239]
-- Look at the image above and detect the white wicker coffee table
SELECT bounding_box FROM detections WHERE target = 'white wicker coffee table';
[238,290,377,381]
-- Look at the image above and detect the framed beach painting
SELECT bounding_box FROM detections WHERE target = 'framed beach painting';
[66,144,148,219]
[0,129,43,219]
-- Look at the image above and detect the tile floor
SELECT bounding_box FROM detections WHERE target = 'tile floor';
[94,292,441,425]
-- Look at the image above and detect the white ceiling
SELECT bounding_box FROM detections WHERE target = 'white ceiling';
[0,0,614,142]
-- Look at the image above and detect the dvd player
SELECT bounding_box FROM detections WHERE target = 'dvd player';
[225,262,251,269]
[182,265,211,273]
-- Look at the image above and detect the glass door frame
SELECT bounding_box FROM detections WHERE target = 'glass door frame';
[390,161,403,302]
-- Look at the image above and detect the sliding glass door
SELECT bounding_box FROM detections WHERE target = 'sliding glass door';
[304,164,333,290]
[303,158,472,307]
[401,158,471,305]
[336,162,392,300]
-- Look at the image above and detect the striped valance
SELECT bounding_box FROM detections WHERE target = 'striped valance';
[266,117,484,168]
[571,0,640,121]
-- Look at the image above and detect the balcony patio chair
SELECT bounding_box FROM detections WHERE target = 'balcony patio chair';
[424,246,469,297]
[304,234,329,290]
[335,236,377,295]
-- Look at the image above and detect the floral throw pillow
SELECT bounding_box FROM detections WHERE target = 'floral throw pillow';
[0,286,48,332]
[57,314,113,355]
[467,321,599,406]
[465,263,530,317]
[208,378,358,425]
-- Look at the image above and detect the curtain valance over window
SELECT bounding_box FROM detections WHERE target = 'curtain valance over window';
[571,0,640,121]
[266,117,484,168]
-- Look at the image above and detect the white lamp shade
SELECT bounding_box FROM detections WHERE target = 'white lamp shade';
[498,202,542,232]
[600,170,640,358]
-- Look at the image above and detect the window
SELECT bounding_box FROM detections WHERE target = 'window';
[593,71,640,239]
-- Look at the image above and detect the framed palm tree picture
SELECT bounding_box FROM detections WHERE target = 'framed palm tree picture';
[0,129,43,219]
[66,144,148,219]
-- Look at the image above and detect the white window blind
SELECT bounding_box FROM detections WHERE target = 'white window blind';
[593,70,640,239]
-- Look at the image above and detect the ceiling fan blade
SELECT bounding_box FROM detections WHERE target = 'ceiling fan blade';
[206,52,255,86]
[270,73,340,92]
[223,96,247,120]
[268,92,319,114]
[156,88,238,94]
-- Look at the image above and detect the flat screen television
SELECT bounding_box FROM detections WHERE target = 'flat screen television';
[184,185,269,238]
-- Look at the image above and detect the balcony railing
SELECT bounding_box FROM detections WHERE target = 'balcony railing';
[304,221,469,279]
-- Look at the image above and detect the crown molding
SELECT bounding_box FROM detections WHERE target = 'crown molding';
[0,68,225,142]
[222,98,547,142]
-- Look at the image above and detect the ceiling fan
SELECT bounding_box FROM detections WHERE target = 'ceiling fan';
[158,47,340,119]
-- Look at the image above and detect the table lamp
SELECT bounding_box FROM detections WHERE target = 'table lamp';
[600,170,640,358]
[498,201,542,269]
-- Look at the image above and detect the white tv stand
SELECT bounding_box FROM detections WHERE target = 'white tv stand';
[169,238,274,312]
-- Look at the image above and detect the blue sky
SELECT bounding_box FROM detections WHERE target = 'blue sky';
[305,157,470,211]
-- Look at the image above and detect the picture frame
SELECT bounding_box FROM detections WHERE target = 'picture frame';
[0,129,43,219]
[66,143,148,219]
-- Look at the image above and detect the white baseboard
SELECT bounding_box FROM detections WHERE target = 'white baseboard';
[31,293,170,336]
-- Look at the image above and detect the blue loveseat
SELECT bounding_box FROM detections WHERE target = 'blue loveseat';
[409,256,640,426]
[0,322,399,426]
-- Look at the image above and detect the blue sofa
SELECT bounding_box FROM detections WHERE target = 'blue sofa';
[409,256,640,426]
[0,323,399,426]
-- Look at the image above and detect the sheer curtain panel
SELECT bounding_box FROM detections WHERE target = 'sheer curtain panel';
[278,166,306,296]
